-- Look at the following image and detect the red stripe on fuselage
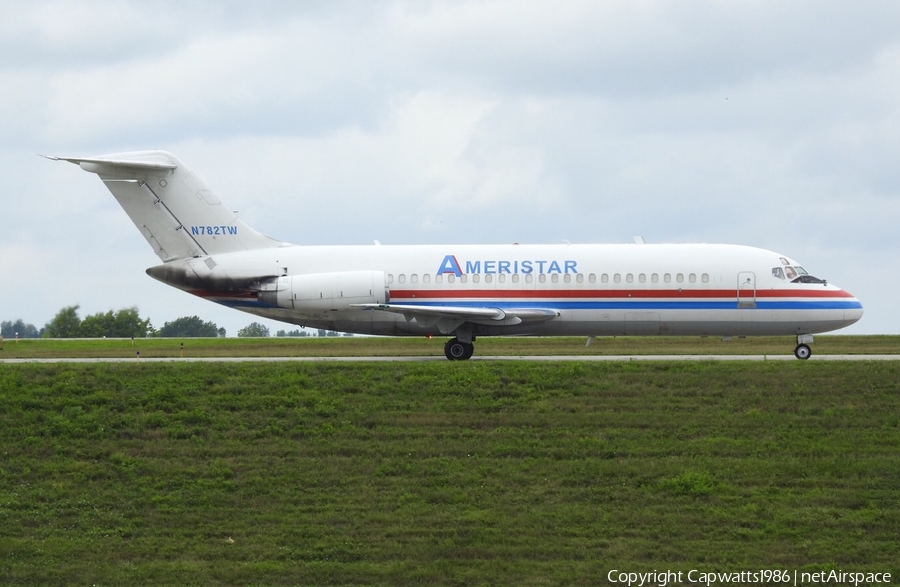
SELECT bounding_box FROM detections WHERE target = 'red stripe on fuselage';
[388,288,855,300]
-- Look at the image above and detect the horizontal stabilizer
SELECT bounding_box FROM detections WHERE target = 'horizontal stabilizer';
[41,155,177,171]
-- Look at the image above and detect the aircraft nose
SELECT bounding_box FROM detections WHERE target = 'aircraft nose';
[842,290,864,325]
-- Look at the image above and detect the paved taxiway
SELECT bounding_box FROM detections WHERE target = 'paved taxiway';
[2,355,898,363]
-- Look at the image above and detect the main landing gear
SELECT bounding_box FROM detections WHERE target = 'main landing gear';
[444,337,475,361]
[794,334,813,360]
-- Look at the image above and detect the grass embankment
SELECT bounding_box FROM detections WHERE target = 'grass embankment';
[1,334,897,358]
[1,362,898,585]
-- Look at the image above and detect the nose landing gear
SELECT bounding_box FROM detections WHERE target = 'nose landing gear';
[794,334,814,360]
[444,337,474,361]
[794,344,811,360]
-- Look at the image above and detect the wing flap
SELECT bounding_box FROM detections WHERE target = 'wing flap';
[351,303,559,326]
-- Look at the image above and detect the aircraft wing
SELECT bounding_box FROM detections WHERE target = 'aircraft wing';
[351,303,559,330]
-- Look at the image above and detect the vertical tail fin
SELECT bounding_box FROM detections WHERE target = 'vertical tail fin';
[46,150,281,261]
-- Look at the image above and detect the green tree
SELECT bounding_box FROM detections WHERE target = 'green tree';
[157,316,220,337]
[276,329,304,337]
[237,322,270,337]
[112,307,153,337]
[1,319,42,338]
[43,306,152,338]
[79,307,152,338]
[79,311,116,338]
[44,305,82,338]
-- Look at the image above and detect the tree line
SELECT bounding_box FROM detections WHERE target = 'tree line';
[2,306,222,338]
[2,306,348,339]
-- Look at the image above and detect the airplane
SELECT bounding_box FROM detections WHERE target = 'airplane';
[46,150,863,360]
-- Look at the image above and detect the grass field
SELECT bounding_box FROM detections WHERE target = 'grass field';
[0,334,898,359]
[1,360,898,586]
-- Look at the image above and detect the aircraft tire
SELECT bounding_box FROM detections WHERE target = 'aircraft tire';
[794,344,812,360]
[444,338,474,361]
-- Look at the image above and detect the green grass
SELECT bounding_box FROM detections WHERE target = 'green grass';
[1,334,898,358]
[1,361,898,585]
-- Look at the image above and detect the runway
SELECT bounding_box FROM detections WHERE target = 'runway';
[2,354,898,363]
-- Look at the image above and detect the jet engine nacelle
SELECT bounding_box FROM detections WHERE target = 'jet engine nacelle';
[257,270,388,312]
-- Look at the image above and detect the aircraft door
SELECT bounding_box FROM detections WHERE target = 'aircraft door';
[737,272,756,308]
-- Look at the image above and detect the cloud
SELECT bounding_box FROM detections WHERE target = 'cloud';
[2,0,898,333]
[392,0,900,97]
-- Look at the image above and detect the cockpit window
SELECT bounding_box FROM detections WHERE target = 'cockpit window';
[780,257,790,266]
[792,275,826,284]
[781,263,825,284]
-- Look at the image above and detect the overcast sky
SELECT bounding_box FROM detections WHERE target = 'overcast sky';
[2,0,898,337]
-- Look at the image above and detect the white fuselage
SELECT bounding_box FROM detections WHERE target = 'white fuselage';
[147,242,863,339]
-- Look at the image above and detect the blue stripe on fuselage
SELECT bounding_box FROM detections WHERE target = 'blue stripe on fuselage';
[213,298,862,311]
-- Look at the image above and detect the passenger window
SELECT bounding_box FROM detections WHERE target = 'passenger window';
[601,274,609,283]
[448,275,456,284]
[512,274,520,283]
[639,273,646,284]
[460,275,467,283]
[388,274,394,284]
[525,274,533,283]
[564,274,571,283]
[676,273,684,283]
[551,274,559,283]
[664,273,671,283]
[588,274,596,283]
[473,274,480,284]
[651,273,659,284]
[539,275,547,283]
[423,274,431,284]
[689,273,696,283]
[772,267,785,279]
[626,273,634,283]
[701,273,709,283]
[499,274,506,283]
[576,274,584,284]
[411,274,418,284]
[436,275,443,284]
[485,274,493,283]
[614,274,621,284]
